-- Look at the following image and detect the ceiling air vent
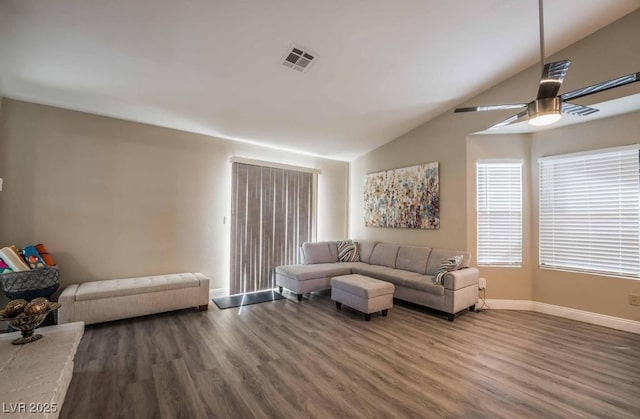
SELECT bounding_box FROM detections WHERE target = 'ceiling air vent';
[282,45,316,72]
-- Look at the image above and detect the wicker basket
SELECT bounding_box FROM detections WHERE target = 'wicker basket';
[1,266,60,294]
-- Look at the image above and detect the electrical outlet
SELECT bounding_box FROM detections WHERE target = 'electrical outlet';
[629,294,640,306]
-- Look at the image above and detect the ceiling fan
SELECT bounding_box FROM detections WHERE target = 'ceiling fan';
[454,0,640,129]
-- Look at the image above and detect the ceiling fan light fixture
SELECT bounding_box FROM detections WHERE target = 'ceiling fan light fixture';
[529,113,561,126]
[528,97,561,126]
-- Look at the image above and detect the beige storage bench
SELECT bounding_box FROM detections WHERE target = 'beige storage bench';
[59,272,210,325]
[331,274,394,321]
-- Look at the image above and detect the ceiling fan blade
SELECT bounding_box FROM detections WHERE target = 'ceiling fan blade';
[560,72,640,101]
[454,103,527,113]
[536,60,571,99]
[488,110,528,129]
[561,102,599,116]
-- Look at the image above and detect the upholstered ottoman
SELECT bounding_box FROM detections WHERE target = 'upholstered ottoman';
[331,274,394,321]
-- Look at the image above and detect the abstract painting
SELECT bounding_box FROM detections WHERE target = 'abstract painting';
[364,162,439,229]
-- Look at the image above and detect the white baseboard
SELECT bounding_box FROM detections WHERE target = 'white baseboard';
[483,299,534,311]
[204,290,639,334]
[484,299,640,334]
[209,288,229,299]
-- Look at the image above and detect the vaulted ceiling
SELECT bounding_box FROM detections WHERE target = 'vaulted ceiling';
[1,0,638,160]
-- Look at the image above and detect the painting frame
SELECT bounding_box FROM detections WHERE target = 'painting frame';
[363,162,440,229]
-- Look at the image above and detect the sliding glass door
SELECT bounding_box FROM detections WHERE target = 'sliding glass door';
[230,162,315,295]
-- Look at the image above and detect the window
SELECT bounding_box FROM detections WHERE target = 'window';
[476,161,522,266]
[539,145,640,278]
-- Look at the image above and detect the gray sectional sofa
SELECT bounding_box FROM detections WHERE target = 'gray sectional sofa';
[275,241,479,321]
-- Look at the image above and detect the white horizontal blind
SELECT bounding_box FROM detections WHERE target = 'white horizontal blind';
[539,146,640,278]
[477,162,522,265]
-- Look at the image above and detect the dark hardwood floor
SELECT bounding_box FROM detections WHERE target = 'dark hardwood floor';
[60,292,640,419]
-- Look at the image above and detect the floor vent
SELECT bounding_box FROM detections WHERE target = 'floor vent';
[282,45,316,72]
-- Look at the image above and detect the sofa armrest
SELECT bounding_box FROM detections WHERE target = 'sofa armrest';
[443,268,479,291]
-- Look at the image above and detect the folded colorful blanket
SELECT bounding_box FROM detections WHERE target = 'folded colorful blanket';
[0,257,12,274]
[35,243,56,266]
[0,247,30,272]
[434,255,464,285]
[23,245,47,269]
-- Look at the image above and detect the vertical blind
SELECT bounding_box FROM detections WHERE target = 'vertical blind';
[230,162,315,295]
[539,145,640,278]
[476,162,523,266]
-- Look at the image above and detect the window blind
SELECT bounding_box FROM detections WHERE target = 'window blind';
[539,145,640,278]
[476,162,523,266]
[230,162,316,295]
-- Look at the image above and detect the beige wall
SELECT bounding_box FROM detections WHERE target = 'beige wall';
[349,10,640,320]
[349,114,470,249]
[346,62,544,248]
[463,112,640,320]
[531,111,640,320]
[0,99,349,291]
[466,134,533,300]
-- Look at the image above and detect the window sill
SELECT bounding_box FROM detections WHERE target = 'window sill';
[477,264,522,268]
[538,266,639,281]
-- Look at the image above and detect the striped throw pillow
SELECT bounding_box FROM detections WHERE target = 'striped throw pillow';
[433,255,464,285]
[337,240,360,262]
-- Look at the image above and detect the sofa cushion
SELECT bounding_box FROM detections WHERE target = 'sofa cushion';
[302,242,338,264]
[336,261,370,270]
[276,263,350,281]
[386,270,444,296]
[351,263,398,281]
[357,240,378,264]
[369,243,400,268]
[337,240,360,262]
[396,246,431,274]
[74,273,200,302]
[327,241,339,261]
[426,249,471,275]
